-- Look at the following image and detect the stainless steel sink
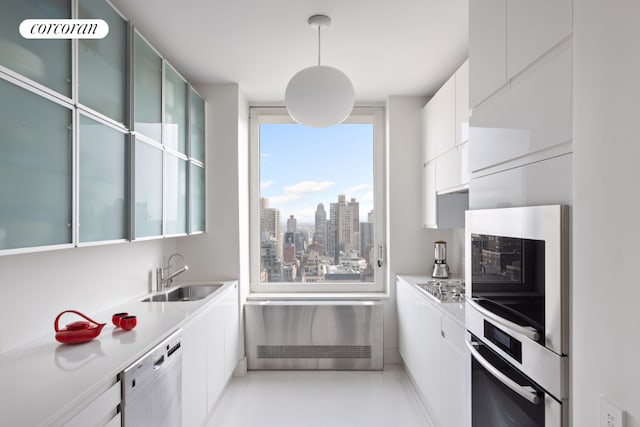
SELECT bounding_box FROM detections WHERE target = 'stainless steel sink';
[141,283,223,302]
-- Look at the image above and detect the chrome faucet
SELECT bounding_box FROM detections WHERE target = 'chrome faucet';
[156,253,189,291]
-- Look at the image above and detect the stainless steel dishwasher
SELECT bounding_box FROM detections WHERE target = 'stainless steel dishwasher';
[122,329,183,426]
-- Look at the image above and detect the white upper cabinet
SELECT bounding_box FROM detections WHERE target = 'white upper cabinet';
[469,42,572,173]
[430,74,456,159]
[470,0,573,109]
[455,59,470,146]
[422,161,437,228]
[469,0,507,108]
[507,0,572,79]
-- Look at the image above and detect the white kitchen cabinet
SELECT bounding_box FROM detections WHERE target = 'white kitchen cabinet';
[469,43,572,174]
[469,0,507,108]
[455,59,470,146]
[422,60,469,229]
[422,161,437,228]
[428,74,456,159]
[435,147,462,193]
[421,106,435,163]
[418,298,442,421]
[440,315,466,427]
[397,277,467,427]
[206,303,226,413]
[182,305,211,427]
[183,282,240,427]
[223,283,240,379]
[423,158,468,230]
[507,0,572,79]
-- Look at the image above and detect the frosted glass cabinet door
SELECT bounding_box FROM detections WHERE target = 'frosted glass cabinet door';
[0,0,72,97]
[165,154,187,235]
[164,65,188,154]
[134,139,163,238]
[190,89,205,162]
[134,33,162,142]
[190,163,205,233]
[78,0,127,124]
[0,79,72,250]
[79,115,127,242]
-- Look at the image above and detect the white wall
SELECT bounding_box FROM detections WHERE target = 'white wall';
[573,1,640,425]
[385,96,454,362]
[0,240,169,352]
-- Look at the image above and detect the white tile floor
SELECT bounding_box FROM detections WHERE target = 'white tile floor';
[206,365,431,427]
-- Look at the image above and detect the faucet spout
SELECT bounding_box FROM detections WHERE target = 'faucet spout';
[163,265,189,284]
[156,253,189,291]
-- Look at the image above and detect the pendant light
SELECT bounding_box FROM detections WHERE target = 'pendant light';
[285,15,355,128]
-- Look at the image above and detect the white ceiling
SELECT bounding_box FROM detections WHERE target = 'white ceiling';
[110,0,468,103]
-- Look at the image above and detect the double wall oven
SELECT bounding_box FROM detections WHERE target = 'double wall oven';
[465,205,570,426]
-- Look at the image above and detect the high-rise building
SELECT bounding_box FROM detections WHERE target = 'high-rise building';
[260,197,282,257]
[348,198,360,255]
[283,232,296,262]
[328,195,361,263]
[287,214,297,233]
[314,203,327,256]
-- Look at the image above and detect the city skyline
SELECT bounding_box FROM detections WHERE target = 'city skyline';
[259,123,374,222]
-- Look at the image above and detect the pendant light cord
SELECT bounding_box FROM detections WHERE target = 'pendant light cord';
[317,26,321,66]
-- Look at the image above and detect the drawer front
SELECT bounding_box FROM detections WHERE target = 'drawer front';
[64,380,121,427]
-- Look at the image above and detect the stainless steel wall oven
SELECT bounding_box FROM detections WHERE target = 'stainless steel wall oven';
[465,205,570,426]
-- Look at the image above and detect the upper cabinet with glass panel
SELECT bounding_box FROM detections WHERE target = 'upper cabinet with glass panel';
[190,89,205,162]
[78,114,127,243]
[0,0,206,254]
[78,0,128,125]
[164,65,188,154]
[0,79,73,251]
[134,32,162,142]
[0,0,72,98]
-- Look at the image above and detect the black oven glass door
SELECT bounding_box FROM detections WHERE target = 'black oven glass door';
[469,335,549,427]
[471,234,545,292]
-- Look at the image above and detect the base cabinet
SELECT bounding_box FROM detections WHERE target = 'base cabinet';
[182,282,239,427]
[397,277,465,427]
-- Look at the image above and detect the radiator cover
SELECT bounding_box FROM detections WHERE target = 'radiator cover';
[245,301,383,370]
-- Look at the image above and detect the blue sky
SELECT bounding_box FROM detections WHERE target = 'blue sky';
[260,123,374,223]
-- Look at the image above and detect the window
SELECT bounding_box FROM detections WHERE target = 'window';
[250,107,385,293]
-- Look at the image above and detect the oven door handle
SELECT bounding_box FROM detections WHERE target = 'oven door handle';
[468,298,541,342]
[466,340,541,405]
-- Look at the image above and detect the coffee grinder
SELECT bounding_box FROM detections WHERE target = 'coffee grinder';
[432,240,450,278]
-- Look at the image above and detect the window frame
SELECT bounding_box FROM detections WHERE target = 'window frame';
[249,106,387,293]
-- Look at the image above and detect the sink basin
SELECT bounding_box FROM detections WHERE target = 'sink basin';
[141,283,223,302]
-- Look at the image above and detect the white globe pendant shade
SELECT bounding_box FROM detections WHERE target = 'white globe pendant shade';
[285,65,355,128]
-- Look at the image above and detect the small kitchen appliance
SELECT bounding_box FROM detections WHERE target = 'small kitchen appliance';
[432,240,450,278]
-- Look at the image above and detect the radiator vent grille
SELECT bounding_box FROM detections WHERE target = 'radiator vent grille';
[257,345,372,360]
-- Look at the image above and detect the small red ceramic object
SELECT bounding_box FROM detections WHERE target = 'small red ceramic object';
[54,310,106,345]
[112,312,128,327]
[119,315,137,331]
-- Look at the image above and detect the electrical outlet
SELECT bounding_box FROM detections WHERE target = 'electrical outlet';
[600,397,625,427]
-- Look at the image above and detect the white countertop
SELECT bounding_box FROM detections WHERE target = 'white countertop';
[0,280,237,427]
[396,275,465,327]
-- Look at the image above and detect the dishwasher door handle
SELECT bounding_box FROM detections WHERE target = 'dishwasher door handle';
[153,355,165,370]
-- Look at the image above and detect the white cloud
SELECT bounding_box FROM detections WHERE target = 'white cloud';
[260,180,274,190]
[361,191,374,202]
[345,184,371,195]
[270,180,335,204]
[260,152,271,158]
